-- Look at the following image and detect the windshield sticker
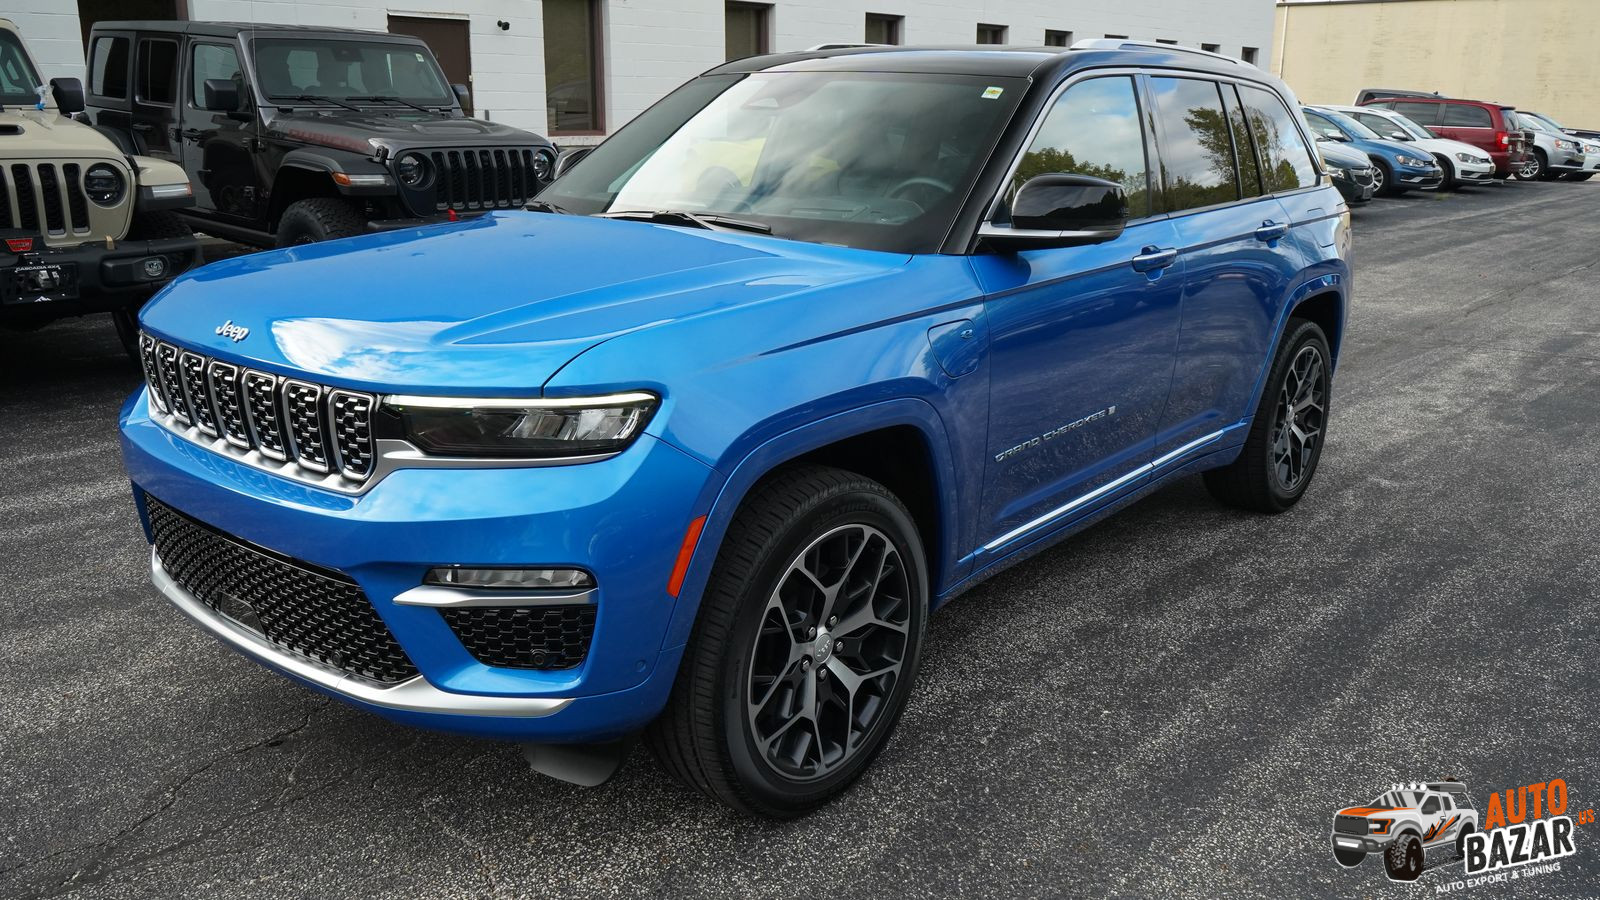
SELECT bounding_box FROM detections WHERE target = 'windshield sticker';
[981,86,1004,100]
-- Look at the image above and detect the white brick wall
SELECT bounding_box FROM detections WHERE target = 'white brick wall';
[8,0,1273,139]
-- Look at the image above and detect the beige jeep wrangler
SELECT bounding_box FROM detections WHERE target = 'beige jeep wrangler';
[0,18,200,356]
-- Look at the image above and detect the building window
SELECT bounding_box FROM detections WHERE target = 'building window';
[1156,39,1177,45]
[976,24,1007,45]
[1044,30,1072,47]
[865,13,902,45]
[1201,43,1220,52]
[1241,46,1259,65]
[544,0,602,134]
[726,2,771,61]
[1105,34,1129,39]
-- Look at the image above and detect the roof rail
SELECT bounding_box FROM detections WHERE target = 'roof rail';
[1070,38,1246,65]
[805,43,883,51]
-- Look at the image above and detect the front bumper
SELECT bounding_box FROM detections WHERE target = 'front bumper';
[1331,833,1393,854]
[1394,164,1445,190]
[0,234,200,323]
[121,388,716,742]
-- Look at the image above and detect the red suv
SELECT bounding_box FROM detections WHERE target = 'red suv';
[1360,96,1532,177]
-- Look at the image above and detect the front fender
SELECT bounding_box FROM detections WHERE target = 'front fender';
[278,147,393,196]
[659,397,963,651]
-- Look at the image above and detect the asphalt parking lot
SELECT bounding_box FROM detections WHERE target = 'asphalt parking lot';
[3,181,1598,899]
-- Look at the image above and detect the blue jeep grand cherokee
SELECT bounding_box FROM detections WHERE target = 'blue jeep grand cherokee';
[120,41,1350,816]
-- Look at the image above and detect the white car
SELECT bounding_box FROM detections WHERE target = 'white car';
[1327,103,1496,189]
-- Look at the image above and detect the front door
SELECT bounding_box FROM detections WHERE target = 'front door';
[387,15,472,115]
[972,74,1183,558]
[179,40,260,221]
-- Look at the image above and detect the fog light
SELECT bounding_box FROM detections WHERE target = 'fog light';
[141,256,167,279]
[425,566,594,590]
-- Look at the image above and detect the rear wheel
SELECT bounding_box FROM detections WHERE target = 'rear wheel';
[647,465,929,817]
[1203,318,1332,513]
[275,198,364,247]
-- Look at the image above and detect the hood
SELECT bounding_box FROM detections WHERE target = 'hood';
[264,109,549,154]
[1353,137,1427,160]
[1318,141,1372,168]
[140,212,911,394]
[1339,806,1410,817]
[0,108,121,160]
[1417,137,1492,159]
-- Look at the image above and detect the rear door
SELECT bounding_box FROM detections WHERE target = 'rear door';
[1149,76,1302,458]
[1434,102,1494,150]
[132,34,181,160]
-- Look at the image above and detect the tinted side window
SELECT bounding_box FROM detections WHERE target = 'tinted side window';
[1442,104,1492,128]
[1015,76,1151,218]
[191,43,241,103]
[1239,85,1317,192]
[1392,101,1439,125]
[1223,84,1263,197]
[1148,77,1240,212]
[137,39,178,105]
[90,36,129,99]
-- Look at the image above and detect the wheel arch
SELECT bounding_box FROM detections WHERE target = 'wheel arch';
[267,164,343,229]
[659,398,963,651]
[1289,287,1345,364]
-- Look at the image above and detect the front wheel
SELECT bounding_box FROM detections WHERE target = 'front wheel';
[275,198,364,247]
[1385,834,1424,881]
[1518,151,1545,181]
[647,465,929,817]
[1434,155,1457,190]
[1203,318,1332,513]
[1371,160,1393,195]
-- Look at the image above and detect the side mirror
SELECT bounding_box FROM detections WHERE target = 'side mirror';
[552,146,594,179]
[980,173,1127,250]
[1327,132,1351,142]
[50,77,84,115]
[451,83,471,104]
[202,78,241,112]
[1389,130,1412,141]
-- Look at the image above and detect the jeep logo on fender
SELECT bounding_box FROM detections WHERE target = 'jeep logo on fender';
[215,320,250,342]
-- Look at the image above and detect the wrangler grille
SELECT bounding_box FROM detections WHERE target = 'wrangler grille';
[442,604,598,670]
[146,494,418,684]
[428,148,546,211]
[3,162,95,237]
[138,333,376,485]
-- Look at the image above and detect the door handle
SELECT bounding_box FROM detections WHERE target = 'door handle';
[1255,221,1289,243]
[130,122,153,132]
[1130,246,1177,273]
[180,128,203,141]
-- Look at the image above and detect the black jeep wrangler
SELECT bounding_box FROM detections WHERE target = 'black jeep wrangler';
[83,21,557,247]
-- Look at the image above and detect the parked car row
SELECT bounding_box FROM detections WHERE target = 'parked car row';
[1313,88,1600,206]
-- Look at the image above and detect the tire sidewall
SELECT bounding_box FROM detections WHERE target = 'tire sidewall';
[717,488,929,814]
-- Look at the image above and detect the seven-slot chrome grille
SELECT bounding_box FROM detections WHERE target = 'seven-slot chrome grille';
[138,332,376,486]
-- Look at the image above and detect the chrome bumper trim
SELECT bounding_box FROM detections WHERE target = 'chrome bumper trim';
[394,583,598,609]
[150,548,574,718]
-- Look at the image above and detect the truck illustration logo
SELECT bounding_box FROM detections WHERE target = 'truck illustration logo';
[1330,779,1479,882]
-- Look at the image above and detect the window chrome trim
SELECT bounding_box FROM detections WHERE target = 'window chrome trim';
[151,548,573,718]
[983,429,1226,552]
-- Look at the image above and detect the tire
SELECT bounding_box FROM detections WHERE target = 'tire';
[275,198,364,247]
[1385,834,1424,881]
[1433,155,1457,190]
[1371,160,1399,196]
[1519,150,1545,181]
[646,464,929,817]
[111,211,197,361]
[1203,318,1332,513]
[1332,839,1366,868]
[1455,823,1475,859]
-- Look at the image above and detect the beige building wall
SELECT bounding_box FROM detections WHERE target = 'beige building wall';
[1274,0,1600,126]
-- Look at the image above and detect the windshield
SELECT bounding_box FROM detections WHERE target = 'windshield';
[1386,113,1434,141]
[1523,112,1561,133]
[0,30,43,108]
[539,71,1026,253]
[252,38,452,106]
[1321,109,1383,141]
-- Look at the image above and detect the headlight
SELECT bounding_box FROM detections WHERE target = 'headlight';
[83,163,125,206]
[396,153,431,188]
[1556,139,1578,151]
[1370,819,1392,835]
[383,391,658,458]
[1328,165,1353,181]
[1396,155,1431,168]
[531,149,554,182]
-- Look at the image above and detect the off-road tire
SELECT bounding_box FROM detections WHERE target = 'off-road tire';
[1455,823,1475,859]
[275,198,364,247]
[646,464,929,817]
[111,212,198,359]
[1203,318,1332,513]
[1385,834,1424,881]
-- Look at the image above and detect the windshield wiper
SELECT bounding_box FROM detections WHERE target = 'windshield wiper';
[598,209,771,234]
[525,199,570,214]
[346,94,439,114]
[277,94,364,113]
